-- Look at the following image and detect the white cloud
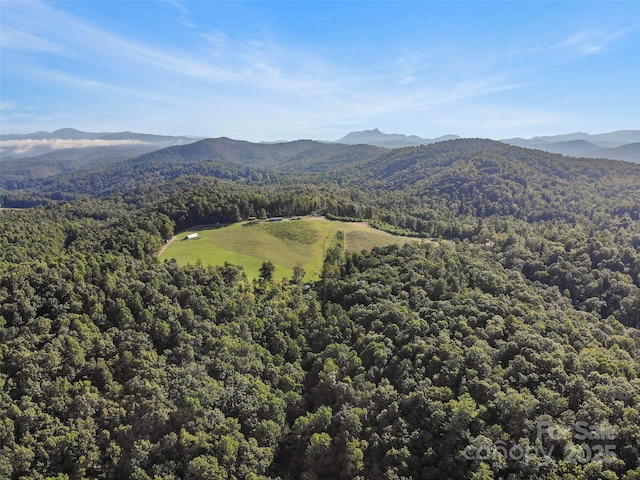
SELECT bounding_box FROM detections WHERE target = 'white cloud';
[552,22,640,57]
[1,139,151,154]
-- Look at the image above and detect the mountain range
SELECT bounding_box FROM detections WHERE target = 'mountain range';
[2,128,639,187]
[500,130,640,162]
[4,133,639,205]
[333,128,640,162]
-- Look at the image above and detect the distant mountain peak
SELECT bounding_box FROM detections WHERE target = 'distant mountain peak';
[334,129,460,148]
[52,128,86,134]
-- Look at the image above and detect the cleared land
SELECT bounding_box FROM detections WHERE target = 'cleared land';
[159,217,425,280]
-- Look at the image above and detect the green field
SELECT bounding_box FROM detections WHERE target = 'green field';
[159,217,423,280]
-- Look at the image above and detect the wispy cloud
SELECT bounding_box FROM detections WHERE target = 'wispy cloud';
[554,30,610,56]
[552,22,640,57]
[333,75,529,122]
[164,0,196,29]
[1,0,338,96]
[3,1,634,139]
[2,0,525,103]
[2,2,240,82]
[26,66,194,105]
[165,0,189,15]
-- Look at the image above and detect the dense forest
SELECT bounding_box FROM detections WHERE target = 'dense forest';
[1,138,639,479]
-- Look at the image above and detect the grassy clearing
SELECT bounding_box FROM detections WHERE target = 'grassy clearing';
[159,217,423,280]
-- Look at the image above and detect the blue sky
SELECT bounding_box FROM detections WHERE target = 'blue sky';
[1,1,639,141]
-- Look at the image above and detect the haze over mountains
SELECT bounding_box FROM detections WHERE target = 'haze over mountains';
[335,128,640,162]
[501,130,640,162]
[0,128,202,161]
[0,129,205,183]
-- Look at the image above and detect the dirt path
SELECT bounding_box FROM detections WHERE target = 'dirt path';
[157,234,179,257]
[157,223,229,257]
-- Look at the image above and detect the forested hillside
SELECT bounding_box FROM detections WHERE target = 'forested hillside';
[0,138,384,192]
[1,139,639,479]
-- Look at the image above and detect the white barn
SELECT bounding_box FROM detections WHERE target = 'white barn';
[186,233,199,240]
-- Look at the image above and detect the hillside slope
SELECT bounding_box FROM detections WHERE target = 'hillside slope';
[1,202,639,479]
[356,138,640,220]
[1,138,386,194]
[159,217,422,280]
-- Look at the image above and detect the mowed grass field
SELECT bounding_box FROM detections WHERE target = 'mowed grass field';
[159,217,424,280]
